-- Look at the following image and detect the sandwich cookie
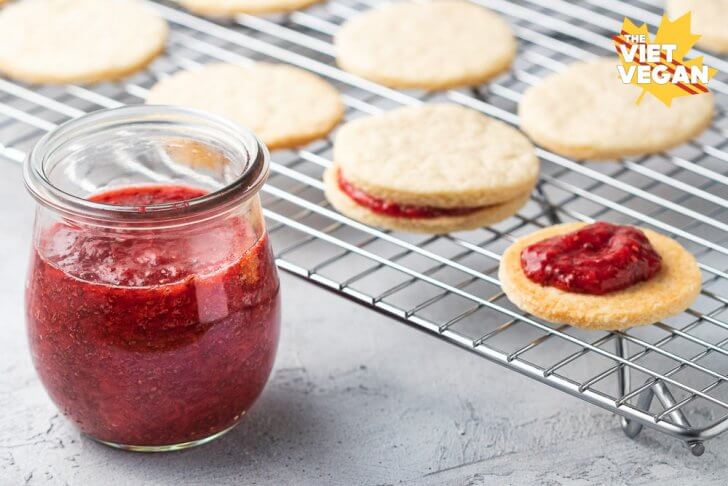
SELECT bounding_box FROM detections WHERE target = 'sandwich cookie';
[667,0,728,54]
[499,222,702,330]
[335,1,516,90]
[0,0,168,84]
[518,59,714,160]
[146,63,344,150]
[324,104,539,233]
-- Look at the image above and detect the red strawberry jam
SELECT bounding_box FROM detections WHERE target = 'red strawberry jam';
[26,184,280,447]
[520,222,662,295]
[337,169,481,218]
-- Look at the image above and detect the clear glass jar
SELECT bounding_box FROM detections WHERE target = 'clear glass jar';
[23,106,280,451]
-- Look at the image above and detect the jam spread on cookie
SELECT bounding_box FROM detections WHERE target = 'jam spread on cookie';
[337,169,482,218]
[26,184,280,446]
[520,222,662,295]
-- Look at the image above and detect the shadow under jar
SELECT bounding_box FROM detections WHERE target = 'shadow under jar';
[24,106,281,452]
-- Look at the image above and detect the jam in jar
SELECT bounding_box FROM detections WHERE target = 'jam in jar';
[24,106,280,451]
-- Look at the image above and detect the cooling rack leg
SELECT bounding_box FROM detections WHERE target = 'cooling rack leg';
[651,382,705,457]
[615,336,705,456]
[616,335,651,439]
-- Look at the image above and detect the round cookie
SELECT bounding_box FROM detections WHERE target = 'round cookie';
[0,0,168,84]
[335,1,516,90]
[180,0,321,15]
[498,222,702,330]
[334,103,539,208]
[323,166,530,234]
[667,0,728,53]
[518,59,714,160]
[146,63,344,150]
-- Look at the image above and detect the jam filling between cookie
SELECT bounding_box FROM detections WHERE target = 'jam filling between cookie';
[337,169,483,219]
[520,221,662,295]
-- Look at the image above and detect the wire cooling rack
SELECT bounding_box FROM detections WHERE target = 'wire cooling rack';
[1,0,728,456]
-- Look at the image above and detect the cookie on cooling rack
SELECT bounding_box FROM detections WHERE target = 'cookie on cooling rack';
[334,1,516,90]
[180,0,321,15]
[518,59,714,160]
[498,222,702,330]
[146,63,344,150]
[667,0,728,54]
[323,103,538,234]
[0,0,168,84]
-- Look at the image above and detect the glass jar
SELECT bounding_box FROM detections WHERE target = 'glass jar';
[23,106,281,451]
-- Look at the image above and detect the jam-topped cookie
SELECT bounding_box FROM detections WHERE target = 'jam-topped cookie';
[324,103,538,234]
[499,222,701,330]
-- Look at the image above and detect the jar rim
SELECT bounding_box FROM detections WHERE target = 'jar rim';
[24,105,270,225]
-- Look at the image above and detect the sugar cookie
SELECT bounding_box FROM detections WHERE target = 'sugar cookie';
[518,59,714,160]
[0,0,168,84]
[335,1,516,90]
[667,0,728,53]
[499,222,702,330]
[180,0,321,15]
[146,63,344,150]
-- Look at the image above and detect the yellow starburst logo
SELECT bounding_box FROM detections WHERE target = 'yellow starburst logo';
[613,12,718,106]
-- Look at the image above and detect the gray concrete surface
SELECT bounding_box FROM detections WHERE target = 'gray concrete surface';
[3,161,728,486]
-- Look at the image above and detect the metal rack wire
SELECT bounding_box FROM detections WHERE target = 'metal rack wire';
[1,0,727,456]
